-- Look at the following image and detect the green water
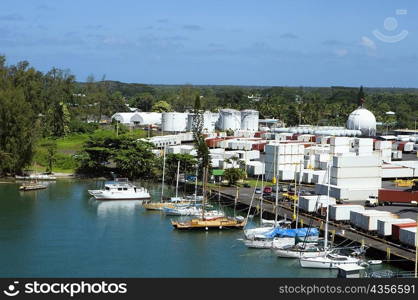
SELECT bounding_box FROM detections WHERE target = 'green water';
[0,180,397,277]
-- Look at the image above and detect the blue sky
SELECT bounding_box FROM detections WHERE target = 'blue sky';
[1,0,417,87]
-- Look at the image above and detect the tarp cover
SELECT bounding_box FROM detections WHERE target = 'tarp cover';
[262,227,319,239]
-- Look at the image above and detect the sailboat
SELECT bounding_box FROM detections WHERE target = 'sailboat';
[243,147,292,248]
[18,162,48,191]
[299,162,362,268]
[144,152,197,211]
[171,167,245,230]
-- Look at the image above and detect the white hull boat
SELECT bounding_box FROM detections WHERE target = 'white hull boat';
[88,178,150,200]
[273,244,326,259]
[16,174,56,180]
[244,237,296,249]
[299,253,361,269]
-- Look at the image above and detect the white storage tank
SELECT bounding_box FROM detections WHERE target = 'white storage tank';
[240,109,259,131]
[187,112,219,132]
[162,112,188,132]
[218,109,241,131]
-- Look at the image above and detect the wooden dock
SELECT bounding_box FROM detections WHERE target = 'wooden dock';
[209,186,417,265]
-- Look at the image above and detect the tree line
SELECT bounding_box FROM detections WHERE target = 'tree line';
[1,54,418,177]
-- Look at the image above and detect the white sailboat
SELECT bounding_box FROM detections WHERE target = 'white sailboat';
[273,242,326,258]
[299,162,361,268]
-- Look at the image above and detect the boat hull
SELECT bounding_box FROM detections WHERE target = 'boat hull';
[274,249,327,259]
[88,190,151,201]
[171,217,245,230]
[299,257,360,269]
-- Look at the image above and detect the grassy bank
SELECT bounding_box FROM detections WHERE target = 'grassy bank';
[33,128,150,174]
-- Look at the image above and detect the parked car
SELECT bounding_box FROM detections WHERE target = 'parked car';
[255,188,262,194]
[263,186,273,195]
[243,183,251,188]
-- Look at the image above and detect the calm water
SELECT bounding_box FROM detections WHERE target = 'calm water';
[0,180,395,277]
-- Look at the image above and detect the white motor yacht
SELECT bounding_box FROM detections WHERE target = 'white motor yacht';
[88,178,150,200]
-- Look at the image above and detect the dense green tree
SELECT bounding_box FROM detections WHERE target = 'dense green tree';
[164,153,198,183]
[152,100,172,112]
[223,168,247,186]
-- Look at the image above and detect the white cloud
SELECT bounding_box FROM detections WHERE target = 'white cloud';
[360,36,377,56]
[335,48,348,57]
[360,36,376,50]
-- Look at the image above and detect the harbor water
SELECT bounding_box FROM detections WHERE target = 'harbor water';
[0,180,398,277]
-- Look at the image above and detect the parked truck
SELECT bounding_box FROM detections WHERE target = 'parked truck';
[367,184,418,206]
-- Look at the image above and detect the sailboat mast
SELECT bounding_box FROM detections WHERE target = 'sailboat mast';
[194,165,198,203]
[175,160,180,198]
[324,162,331,249]
[201,167,208,220]
[161,146,166,202]
[274,144,280,226]
[260,173,264,224]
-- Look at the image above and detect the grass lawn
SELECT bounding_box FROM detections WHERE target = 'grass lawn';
[33,128,151,174]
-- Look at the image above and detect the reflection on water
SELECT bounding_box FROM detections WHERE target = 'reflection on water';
[89,198,147,218]
[0,180,407,277]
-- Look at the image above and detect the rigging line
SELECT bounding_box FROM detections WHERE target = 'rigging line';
[244,174,260,229]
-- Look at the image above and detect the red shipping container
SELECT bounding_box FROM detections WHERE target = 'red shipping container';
[392,222,417,241]
[378,189,418,204]
[397,142,406,151]
[254,131,266,138]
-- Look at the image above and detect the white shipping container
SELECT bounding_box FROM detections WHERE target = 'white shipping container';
[375,140,392,150]
[330,137,352,146]
[330,177,382,188]
[359,215,397,232]
[377,218,416,237]
[329,205,365,221]
[298,195,336,213]
[330,145,350,154]
[350,210,392,229]
[333,155,381,168]
[331,166,380,178]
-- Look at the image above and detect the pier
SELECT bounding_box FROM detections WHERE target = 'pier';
[208,186,417,266]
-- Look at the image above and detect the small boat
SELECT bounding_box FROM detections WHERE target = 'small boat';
[299,252,361,269]
[243,236,297,249]
[163,206,225,218]
[171,216,245,230]
[16,173,56,180]
[143,197,202,211]
[273,243,326,258]
[244,220,291,239]
[19,182,47,191]
[88,178,150,200]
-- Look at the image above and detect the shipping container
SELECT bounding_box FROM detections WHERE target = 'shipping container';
[350,210,392,229]
[298,195,336,213]
[378,189,418,205]
[329,204,364,222]
[333,155,381,168]
[377,218,416,237]
[391,222,417,241]
[399,227,417,247]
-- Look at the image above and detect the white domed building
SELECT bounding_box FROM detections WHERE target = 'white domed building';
[346,107,376,136]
